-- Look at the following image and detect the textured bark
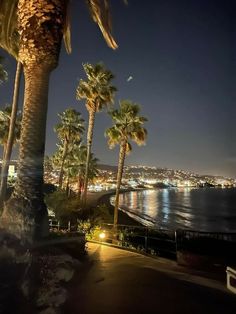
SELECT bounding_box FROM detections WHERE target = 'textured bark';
[58,140,68,189]
[83,108,96,205]
[2,144,7,161]
[113,141,127,227]
[17,0,66,70]
[2,65,50,239]
[0,61,22,205]
[0,0,67,241]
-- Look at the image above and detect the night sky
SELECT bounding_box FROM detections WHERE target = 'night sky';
[0,0,235,178]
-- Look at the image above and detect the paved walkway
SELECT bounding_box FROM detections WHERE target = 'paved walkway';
[67,243,236,314]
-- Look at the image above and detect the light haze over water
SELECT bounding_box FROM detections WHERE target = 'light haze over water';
[112,188,236,232]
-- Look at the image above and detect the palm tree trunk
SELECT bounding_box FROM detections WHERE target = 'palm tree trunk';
[77,176,82,199]
[113,141,127,228]
[83,108,96,206]
[1,64,51,240]
[0,145,6,187]
[58,140,68,189]
[66,175,70,197]
[2,144,7,161]
[0,61,22,205]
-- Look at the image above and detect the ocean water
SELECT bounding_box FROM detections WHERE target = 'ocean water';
[111,188,236,232]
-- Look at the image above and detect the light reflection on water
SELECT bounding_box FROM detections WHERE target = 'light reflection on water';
[116,188,236,232]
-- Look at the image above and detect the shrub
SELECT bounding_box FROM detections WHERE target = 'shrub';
[45,190,81,225]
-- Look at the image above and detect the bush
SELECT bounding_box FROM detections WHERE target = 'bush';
[90,203,113,225]
[45,190,81,225]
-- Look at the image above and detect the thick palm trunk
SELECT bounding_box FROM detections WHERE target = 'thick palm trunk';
[83,108,96,205]
[0,61,22,205]
[113,141,127,228]
[0,0,66,241]
[1,65,51,239]
[58,140,68,189]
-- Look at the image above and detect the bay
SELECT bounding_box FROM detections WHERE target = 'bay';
[111,188,236,232]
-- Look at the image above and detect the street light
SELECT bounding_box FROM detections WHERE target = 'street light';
[99,231,106,240]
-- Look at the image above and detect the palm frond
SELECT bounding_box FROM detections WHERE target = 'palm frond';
[0,0,19,59]
[77,62,116,112]
[0,55,7,83]
[126,141,132,154]
[63,0,72,54]
[86,0,118,49]
[106,100,148,149]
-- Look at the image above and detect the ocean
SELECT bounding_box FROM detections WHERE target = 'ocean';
[111,187,236,232]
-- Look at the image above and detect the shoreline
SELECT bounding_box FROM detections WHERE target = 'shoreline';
[95,189,144,226]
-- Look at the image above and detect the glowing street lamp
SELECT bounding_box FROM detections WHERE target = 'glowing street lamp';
[99,231,106,240]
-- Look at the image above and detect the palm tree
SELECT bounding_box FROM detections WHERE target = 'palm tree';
[70,144,99,200]
[0,105,21,161]
[0,56,8,84]
[0,106,11,160]
[76,63,116,204]
[0,0,118,240]
[105,100,147,228]
[54,109,84,189]
[0,2,23,205]
[0,62,22,205]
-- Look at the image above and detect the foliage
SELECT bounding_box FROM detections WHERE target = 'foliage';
[105,100,148,226]
[76,62,116,202]
[44,155,53,174]
[76,62,117,113]
[45,190,81,225]
[91,203,113,224]
[52,140,99,193]
[69,144,99,182]
[0,104,21,148]
[54,108,85,144]
[0,0,119,59]
[77,203,113,240]
[54,108,84,188]
[0,0,19,59]
[105,100,148,152]
[0,0,119,240]
[0,55,7,84]
[86,0,118,49]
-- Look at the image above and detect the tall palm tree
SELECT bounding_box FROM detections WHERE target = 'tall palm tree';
[0,61,22,205]
[0,105,21,161]
[76,63,116,204]
[54,108,84,189]
[0,0,118,240]
[0,1,23,205]
[0,56,8,84]
[0,106,11,160]
[105,100,147,228]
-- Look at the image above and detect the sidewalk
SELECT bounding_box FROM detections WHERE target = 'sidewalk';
[67,243,236,314]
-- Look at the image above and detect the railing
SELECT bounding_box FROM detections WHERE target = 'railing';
[176,229,236,258]
[93,223,177,259]
[49,219,236,265]
[49,219,78,233]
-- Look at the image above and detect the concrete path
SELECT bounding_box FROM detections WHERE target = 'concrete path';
[67,243,236,314]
